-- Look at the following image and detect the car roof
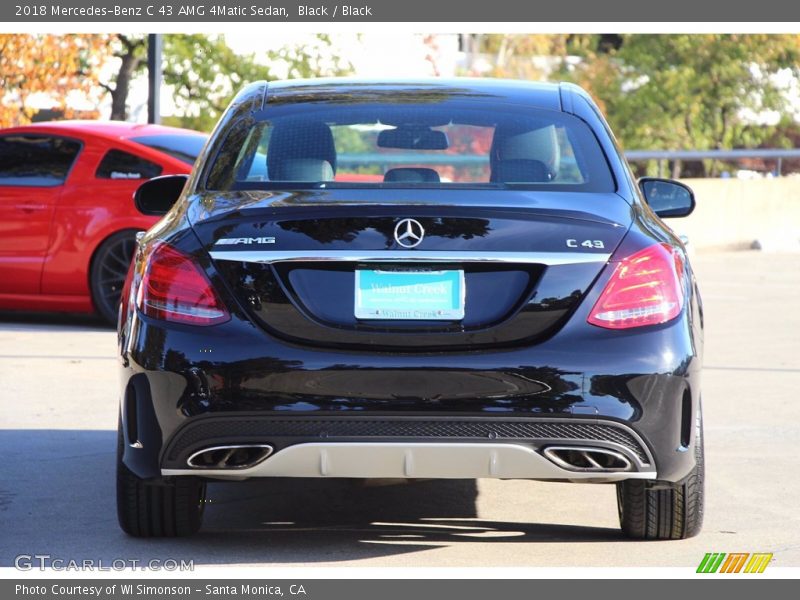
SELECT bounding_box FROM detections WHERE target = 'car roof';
[0,120,205,140]
[264,77,564,112]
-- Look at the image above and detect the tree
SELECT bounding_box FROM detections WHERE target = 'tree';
[461,34,571,80]
[0,34,106,127]
[471,34,800,176]
[562,35,800,175]
[97,34,351,130]
[162,34,352,131]
[101,34,147,121]
[160,35,272,132]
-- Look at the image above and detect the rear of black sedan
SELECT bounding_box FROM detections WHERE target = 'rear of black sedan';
[117,78,704,540]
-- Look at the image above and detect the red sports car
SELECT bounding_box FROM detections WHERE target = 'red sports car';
[0,121,207,323]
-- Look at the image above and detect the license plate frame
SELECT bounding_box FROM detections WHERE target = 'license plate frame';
[354,269,465,321]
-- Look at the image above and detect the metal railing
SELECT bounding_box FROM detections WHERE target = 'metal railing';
[624,149,800,177]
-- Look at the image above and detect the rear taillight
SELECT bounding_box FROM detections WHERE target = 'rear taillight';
[588,243,685,330]
[137,243,229,326]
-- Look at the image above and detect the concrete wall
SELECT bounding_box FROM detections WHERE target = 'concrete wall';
[667,177,800,250]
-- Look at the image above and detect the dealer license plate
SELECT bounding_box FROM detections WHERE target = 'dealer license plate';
[354,269,465,320]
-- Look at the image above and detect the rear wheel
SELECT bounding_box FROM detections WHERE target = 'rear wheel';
[116,422,206,537]
[616,405,704,540]
[90,230,140,325]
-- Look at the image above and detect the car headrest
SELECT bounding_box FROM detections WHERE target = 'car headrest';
[383,168,441,183]
[491,159,553,184]
[267,122,336,181]
[272,158,334,182]
[490,124,560,182]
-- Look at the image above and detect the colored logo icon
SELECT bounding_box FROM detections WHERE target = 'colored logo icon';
[697,552,773,573]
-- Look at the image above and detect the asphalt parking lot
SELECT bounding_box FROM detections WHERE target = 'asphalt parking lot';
[1,250,799,569]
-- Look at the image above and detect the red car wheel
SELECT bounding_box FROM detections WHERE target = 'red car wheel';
[90,230,140,324]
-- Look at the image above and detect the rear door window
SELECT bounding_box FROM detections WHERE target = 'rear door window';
[0,135,82,186]
[95,149,163,180]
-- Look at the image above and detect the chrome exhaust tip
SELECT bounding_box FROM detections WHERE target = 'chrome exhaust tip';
[187,444,273,469]
[543,446,633,472]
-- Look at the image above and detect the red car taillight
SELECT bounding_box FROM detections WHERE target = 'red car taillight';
[137,243,229,326]
[587,243,685,330]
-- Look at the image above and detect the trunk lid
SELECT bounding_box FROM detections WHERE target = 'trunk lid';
[189,189,631,350]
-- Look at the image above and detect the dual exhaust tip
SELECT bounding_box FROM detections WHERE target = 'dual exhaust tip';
[186,443,633,473]
[187,444,273,469]
[543,446,633,472]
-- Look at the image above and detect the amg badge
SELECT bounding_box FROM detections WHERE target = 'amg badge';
[215,237,276,245]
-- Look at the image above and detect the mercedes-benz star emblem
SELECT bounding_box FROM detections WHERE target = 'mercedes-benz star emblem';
[394,218,425,248]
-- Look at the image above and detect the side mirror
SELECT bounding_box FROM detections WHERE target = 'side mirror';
[638,177,696,218]
[134,174,189,216]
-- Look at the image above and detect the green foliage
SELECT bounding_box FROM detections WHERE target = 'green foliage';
[331,126,375,154]
[162,34,351,132]
[560,35,800,172]
[161,34,270,132]
[480,34,800,175]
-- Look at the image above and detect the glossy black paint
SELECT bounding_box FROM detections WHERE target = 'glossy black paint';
[198,197,628,350]
[119,79,703,484]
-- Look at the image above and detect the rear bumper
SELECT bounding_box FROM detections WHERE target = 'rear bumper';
[162,441,657,481]
[119,295,702,483]
[158,414,657,481]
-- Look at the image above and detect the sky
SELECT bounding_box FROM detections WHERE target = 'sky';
[225,32,461,78]
[30,32,799,126]
[108,33,461,122]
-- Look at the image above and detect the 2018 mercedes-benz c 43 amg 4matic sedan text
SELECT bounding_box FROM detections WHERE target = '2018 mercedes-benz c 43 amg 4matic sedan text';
[117,78,704,539]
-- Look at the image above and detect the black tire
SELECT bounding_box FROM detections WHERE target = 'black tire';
[116,423,206,537]
[617,405,704,540]
[90,230,140,325]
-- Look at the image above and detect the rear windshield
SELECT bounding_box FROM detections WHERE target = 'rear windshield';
[130,133,207,165]
[205,102,615,192]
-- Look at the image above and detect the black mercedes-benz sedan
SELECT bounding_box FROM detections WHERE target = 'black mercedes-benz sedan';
[117,78,703,539]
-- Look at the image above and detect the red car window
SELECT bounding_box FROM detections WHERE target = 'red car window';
[95,149,163,180]
[0,135,82,187]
